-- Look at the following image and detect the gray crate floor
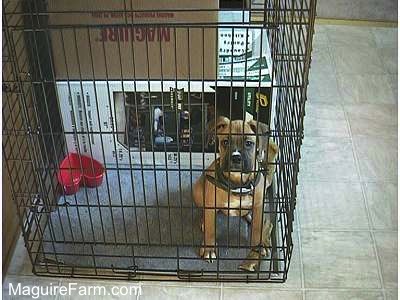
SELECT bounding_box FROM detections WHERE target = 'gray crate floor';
[44,170,273,272]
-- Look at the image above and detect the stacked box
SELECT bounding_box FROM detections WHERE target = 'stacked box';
[52,4,275,167]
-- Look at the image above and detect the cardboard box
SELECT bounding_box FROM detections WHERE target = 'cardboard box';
[48,0,218,80]
[52,7,276,167]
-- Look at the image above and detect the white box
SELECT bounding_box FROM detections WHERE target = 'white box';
[56,79,274,167]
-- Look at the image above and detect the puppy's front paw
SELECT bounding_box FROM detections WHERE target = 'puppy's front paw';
[260,246,268,257]
[199,246,217,263]
[259,240,271,256]
[239,249,260,272]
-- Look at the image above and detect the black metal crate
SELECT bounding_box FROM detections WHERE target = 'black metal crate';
[3,0,316,282]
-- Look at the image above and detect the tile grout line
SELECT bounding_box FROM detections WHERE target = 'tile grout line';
[298,228,398,233]
[220,285,392,291]
[340,69,388,299]
[325,27,387,298]
[299,178,397,184]
[348,141,387,296]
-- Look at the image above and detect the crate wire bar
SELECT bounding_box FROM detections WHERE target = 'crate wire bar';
[3,0,316,282]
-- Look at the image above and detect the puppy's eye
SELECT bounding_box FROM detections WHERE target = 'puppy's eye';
[222,139,229,147]
[245,140,254,147]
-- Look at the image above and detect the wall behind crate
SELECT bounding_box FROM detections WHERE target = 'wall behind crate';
[251,0,397,22]
[316,0,397,22]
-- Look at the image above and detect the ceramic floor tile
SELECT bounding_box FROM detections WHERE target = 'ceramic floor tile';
[310,45,336,76]
[140,279,219,288]
[312,25,329,48]
[379,47,398,74]
[388,74,398,98]
[3,276,60,300]
[301,231,381,288]
[139,284,220,300]
[307,70,341,104]
[353,136,397,181]
[331,45,386,75]
[325,25,376,48]
[294,209,300,231]
[305,290,384,300]
[374,231,398,289]
[364,181,398,230]
[385,289,398,300]
[316,0,397,21]
[298,181,369,230]
[304,103,349,137]
[299,137,359,181]
[344,103,397,137]
[371,27,398,49]
[337,74,396,104]
[222,288,302,300]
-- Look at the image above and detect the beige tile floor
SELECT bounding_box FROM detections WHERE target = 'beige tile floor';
[3,23,398,299]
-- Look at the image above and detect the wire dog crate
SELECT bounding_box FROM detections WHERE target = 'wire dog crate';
[3,0,316,282]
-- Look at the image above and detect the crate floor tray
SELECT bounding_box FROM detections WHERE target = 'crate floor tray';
[42,170,282,276]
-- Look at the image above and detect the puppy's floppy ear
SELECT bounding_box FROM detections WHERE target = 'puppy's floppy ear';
[206,116,230,145]
[268,140,278,160]
[215,116,230,133]
[247,119,272,160]
[247,119,270,135]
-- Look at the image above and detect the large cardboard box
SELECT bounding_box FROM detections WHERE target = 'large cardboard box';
[48,1,218,80]
[51,6,276,167]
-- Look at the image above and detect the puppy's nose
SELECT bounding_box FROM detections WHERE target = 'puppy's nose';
[231,151,242,164]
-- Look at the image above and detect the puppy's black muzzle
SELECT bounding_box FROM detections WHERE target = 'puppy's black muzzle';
[223,150,253,173]
[231,153,242,164]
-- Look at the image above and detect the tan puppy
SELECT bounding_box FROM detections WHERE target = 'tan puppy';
[193,117,278,271]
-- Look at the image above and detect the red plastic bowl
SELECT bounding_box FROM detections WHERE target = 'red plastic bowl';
[57,153,105,194]
[57,153,83,195]
[80,155,105,188]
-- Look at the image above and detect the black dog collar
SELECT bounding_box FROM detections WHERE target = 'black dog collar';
[205,159,263,195]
